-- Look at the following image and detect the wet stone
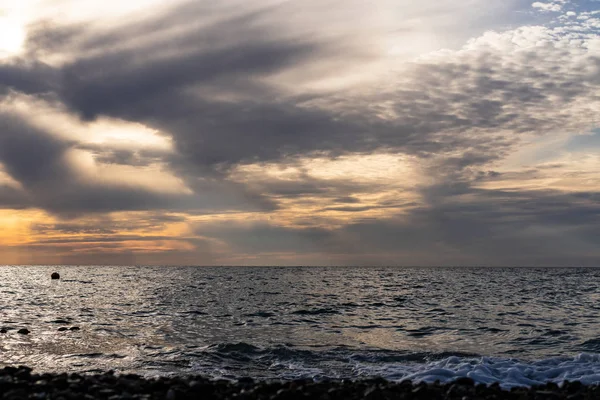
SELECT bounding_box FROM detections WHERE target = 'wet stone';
[0,366,599,399]
[454,377,475,386]
[2,388,28,400]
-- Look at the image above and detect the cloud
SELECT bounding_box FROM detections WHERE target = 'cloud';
[2,3,595,187]
[0,58,58,95]
[0,0,599,265]
[532,2,564,12]
[196,185,600,266]
[0,110,199,215]
[0,184,30,209]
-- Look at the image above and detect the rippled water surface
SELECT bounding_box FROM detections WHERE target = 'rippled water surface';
[2,266,600,385]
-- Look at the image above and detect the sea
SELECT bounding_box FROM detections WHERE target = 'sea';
[2,266,600,388]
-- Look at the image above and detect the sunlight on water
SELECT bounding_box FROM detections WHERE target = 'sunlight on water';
[1,266,600,385]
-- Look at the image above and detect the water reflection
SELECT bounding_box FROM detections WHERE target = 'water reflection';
[0,266,598,376]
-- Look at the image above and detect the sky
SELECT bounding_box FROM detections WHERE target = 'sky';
[0,0,599,266]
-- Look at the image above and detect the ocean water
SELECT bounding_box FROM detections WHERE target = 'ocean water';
[2,266,600,387]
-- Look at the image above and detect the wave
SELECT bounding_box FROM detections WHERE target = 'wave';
[353,353,600,388]
[186,343,600,388]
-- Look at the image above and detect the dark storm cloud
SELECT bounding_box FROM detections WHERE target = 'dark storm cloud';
[198,185,600,266]
[2,3,448,175]
[0,184,30,209]
[4,3,597,180]
[335,186,600,266]
[0,114,70,187]
[19,3,327,120]
[0,59,58,95]
[0,112,190,215]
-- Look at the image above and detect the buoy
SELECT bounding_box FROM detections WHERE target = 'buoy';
[51,272,60,280]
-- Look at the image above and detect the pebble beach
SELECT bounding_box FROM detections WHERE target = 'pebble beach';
[1,367,599,400]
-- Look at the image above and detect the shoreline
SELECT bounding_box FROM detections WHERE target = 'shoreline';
[2,366,600,399]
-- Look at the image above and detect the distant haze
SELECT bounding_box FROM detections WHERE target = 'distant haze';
[0,0,599,266]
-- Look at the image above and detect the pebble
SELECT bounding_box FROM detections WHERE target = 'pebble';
[0,366,597,399]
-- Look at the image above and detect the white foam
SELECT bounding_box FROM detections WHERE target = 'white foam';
[352,354,600,388]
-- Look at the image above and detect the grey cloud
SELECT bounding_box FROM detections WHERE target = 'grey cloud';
[3,4,390,173]
[321,203,416,213]
[0,0,599,268]
[79,147,167,167]
[0,114,71,187]
[334,186,600,266]
[32,234,194,244]
[0,59,58,95]
[197,223,332,254]
[4,3,597,181]
[191,182,600,266]
[31,223,117,235]
[0,109,280,215]
[245,190,600,266]
[334,196,362,204]
[0,184,30,209]
[243,174,380,200]
[0,112,192,215]
[31,213,186,236]
[30,3,328,121]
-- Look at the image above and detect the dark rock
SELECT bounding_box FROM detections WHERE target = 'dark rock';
[535,390,562,400]
[1,367,17,375]
[14,367,31,380]
[57,327,68,331]
[52,376,69,390]
[165,388,177,400]
[98,388,117,397]
[2,388,28,400]
[454,377,475,386]
[564,380,583,394]
[16,328,29,335]
[69,326,80,331]
[51,272,60,280]
[446,383,469,397]
[0,328,7,333]
[68,383,85,393]
[2,365,600,399]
